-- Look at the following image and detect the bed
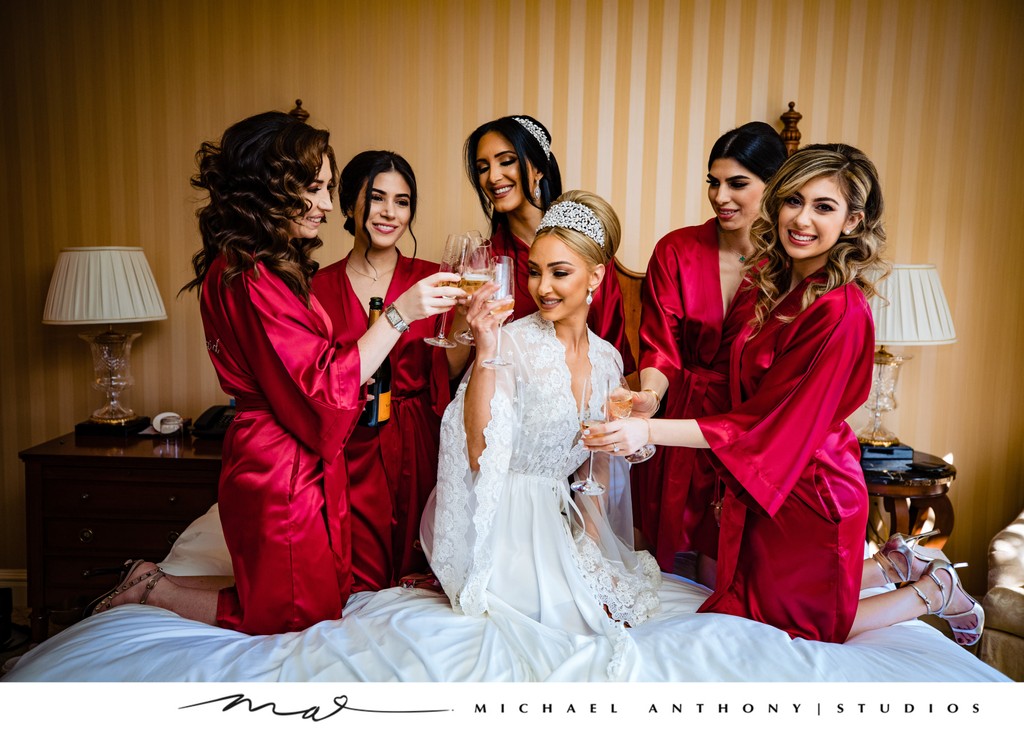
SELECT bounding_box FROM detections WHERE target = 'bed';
[3,103,1009,685]
[2,502,1008,683]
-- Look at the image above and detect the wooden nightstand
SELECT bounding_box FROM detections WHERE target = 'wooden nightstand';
[862,450,956,550]
[19,432,222,642]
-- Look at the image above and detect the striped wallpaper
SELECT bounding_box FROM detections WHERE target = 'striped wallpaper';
[1,0,1022,596]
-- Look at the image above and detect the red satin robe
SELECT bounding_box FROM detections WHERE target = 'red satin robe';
[696,275,874,643]
[313,252,451,590]
[489,225,636,373]
[200,257,362,635]
[633,219,740,569]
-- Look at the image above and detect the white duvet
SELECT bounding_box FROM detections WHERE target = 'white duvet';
[3,505,1008,683]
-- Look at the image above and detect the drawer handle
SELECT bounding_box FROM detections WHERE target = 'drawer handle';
[166,531,180,545]
[79,528,94,544]
[168,495,177,503]
[80,492,90,501]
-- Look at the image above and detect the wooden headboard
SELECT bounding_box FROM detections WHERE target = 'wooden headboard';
[615,260,645,384]
[614,104,802,382]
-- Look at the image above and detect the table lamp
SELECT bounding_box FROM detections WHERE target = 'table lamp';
[858,264,956,454]
[42,247,167,436]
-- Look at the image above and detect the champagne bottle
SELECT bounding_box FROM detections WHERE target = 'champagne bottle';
[359,297,392,427]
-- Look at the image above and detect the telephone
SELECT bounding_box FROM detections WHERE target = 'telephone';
[193,404,236,440]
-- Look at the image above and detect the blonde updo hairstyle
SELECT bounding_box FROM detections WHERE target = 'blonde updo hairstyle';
[535,190,621,270]
[747,143,890,328]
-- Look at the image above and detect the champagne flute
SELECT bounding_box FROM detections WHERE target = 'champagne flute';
[454,241,493,345]
[423,233,468,348]
[481,255,514,369]
[607,373,657,464]
[570,377,607,495]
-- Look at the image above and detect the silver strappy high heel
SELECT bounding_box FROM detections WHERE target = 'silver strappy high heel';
[872,529,946,584]
[911,559,985,647]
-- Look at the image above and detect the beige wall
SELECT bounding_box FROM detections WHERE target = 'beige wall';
[1,0,1022,596]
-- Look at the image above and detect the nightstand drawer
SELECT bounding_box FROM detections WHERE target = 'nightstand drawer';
[41,464,220,486]
[44,518,194,552]
[21,432,223,641]
[43,481,216,520]
[44,556,157,592]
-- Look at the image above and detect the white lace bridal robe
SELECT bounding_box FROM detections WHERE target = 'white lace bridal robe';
[421,313,662,679]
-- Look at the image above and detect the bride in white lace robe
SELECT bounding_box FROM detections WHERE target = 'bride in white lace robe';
[421,191,661,678]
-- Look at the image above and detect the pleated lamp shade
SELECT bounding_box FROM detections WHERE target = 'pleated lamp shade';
[42,247,167,325]
[869,264,956,347]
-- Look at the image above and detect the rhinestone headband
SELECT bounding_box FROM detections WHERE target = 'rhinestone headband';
[513,116,551,161]
[537,200,605,247]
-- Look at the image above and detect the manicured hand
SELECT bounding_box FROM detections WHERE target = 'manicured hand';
[393,272,464,322]
[583,417,649,455]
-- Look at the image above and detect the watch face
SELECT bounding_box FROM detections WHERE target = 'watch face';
[386,305,408,332]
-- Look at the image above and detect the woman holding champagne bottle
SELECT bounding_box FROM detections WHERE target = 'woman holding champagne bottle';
[314,150,470,590]
[464,115,635,372]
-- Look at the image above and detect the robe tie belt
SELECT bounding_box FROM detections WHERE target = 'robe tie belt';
[684,364,728,383]
[504,470,589,540]
[389,387,428,403]
[233,396,271,412]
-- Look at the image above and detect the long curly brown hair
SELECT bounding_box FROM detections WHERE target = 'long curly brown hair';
[746,143,890,328]
[182,111,339,303]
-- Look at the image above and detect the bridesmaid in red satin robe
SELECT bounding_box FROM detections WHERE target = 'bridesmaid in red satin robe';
[314,151,469,590]
[464,115,634,372]
[87,114,461,634]
[589,145,984,645]
[633,123,786,579]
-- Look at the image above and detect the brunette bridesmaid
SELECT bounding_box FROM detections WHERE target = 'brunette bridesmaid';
[314,151,470,590]
[464,115,635,372]
[632,122,786,584]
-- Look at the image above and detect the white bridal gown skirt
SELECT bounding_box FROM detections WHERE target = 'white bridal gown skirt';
[463,472,638,680]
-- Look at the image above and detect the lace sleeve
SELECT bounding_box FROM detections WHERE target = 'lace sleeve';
[424,358,520,616]
[572,460,662,627]
[569,342,662,627]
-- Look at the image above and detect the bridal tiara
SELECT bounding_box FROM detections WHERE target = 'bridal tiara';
[537,200,606,247]
[513,117,551,161]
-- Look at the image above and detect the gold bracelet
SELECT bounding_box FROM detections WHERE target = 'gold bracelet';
[641,388,662,412]
[642,417,653,445]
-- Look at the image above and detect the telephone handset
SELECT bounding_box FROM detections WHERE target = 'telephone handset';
[193,404,236,440]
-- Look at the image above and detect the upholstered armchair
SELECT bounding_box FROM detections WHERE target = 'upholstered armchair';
[980,507,1024,680]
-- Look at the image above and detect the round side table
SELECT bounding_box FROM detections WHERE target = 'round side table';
[862,450,956,550]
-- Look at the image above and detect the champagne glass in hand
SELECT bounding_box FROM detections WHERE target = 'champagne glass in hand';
[609,376,656,464]
[570,377,607,496]
[423,233,468,348]
[481,255,514,369]
[454,241,493,345]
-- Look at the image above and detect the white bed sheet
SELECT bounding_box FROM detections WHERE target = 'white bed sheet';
[3,505,1009,683]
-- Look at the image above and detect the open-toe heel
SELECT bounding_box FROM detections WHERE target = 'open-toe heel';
[872,529,946,584]
[84,559,162,617]
[915,559,985,647]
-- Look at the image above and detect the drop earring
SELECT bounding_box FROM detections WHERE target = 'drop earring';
[533,184,541,199]
[586,289,593,305]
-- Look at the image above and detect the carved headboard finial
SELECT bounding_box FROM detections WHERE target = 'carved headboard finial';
[780,101,802,157]
[289,99,310,122]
